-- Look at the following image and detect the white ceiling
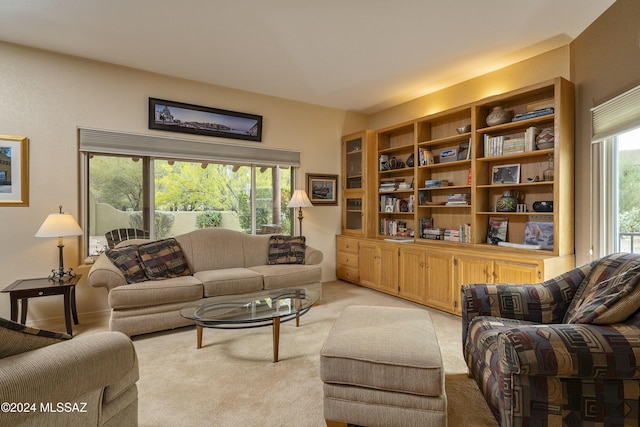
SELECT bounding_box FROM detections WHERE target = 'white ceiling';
[0,0,615,114]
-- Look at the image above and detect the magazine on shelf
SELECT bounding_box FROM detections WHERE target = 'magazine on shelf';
[487,217,508,245]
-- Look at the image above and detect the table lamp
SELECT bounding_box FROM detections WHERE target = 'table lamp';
[287,190,313,236]
[35,205,83,280]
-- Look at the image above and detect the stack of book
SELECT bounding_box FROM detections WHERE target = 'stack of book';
[423,227,445,240]
[446,193,470,206]
[512,107,554,122]
[379,177,405,192]
[459,223,471,243]
[444,229,460,242]
[425,179,448,188]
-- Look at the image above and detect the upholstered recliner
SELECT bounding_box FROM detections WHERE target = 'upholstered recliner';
[462,252,640,426]
[0,318,139,426]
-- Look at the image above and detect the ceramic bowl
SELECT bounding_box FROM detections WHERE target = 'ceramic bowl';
[456,124,472,134]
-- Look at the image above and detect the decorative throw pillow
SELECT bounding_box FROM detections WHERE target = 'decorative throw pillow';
[106,244,148,284]
[565,253,640,324]
[0,317,70,359]
[268,235,306,265]
[138,238,192,279]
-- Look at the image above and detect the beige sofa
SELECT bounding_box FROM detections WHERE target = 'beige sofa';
[0,318,138,427]
[88,228,323,337]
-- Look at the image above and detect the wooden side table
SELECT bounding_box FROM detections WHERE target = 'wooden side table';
[1,275,81,335]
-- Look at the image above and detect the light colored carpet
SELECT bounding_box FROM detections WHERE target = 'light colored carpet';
[126,280,498,427]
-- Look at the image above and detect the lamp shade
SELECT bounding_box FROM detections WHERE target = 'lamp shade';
[35,212,83,238]
[287,190,313,208]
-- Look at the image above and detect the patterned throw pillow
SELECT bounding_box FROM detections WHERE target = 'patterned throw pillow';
[106,244,148,284]
[267,235,306,265]
[565,253,640,324]
[0,317,70,359]
[138,238,192,279]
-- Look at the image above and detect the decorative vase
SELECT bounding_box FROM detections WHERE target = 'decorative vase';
[486,106,511,126]
[496,190,520,212]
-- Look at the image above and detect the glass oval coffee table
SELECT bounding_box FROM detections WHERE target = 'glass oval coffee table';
[180,288,319,362]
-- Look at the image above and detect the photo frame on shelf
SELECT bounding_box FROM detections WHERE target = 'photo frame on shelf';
[149,98,262,142]
[524,215,554,250]
[306,173,338,205]
[0,135,29,207]
[492,163,520,185]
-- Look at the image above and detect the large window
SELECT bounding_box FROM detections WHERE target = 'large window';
[594,127,640,255]
[80,129,299,257]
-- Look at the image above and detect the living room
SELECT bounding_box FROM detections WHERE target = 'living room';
[1,0,640,426]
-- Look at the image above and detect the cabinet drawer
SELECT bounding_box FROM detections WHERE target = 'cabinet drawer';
[337,252,359,268]
[337,266,359,283]
[337,238,358,254]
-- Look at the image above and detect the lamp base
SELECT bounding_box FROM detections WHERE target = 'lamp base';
[48,268,76,281]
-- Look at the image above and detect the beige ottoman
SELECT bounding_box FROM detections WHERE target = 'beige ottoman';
[320,305,447,427]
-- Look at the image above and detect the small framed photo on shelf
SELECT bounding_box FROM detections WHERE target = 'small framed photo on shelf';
[487,217,508,245]
[492,164,520,185]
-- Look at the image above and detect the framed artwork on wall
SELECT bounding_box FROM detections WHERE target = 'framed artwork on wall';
[148,98,263,142]
[0,135,29,207]
[306,174,338,205]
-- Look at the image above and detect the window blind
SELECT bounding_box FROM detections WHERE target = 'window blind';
[78,127,300,167]
[591,84,640,142]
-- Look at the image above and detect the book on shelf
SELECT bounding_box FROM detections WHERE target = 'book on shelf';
[446,193,470,206]
[423,227,445,240]
[380,195,414,213]
[459,223,471,243]
[524,215,554,250]
[418,148,435,166]
[444,228,460,242]
[484,133,525,157]
[380,218,407,237]
[425,179,448,188]
[457,140,471,160]
[524,127,539,152]
[419,217,434,238]
[511,107,554,122]
[487,217,508,245]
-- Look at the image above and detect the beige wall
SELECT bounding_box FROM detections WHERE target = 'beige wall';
[0,41,367,323]
[571,0,640,265]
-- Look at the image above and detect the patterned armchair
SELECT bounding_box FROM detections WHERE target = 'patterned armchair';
[462,252,640,426]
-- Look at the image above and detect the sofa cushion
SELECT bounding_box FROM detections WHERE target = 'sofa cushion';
[267,235,305,265]
[0,317,70,358]
[565,253,640,324]
[249,264,321,289]
[194,268,264,297]
[106,244,148,284]
[108,276,203,309]
[138,238,192,279]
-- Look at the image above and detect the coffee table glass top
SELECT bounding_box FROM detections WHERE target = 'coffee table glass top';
[180,288,319,326]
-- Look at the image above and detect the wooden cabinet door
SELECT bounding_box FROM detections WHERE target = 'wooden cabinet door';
[425,252,455,313]
[454,255,493,315]
[494,259,541,284]
[358,241,398,294]
[378,244,399,295]
[398,246,427,304]
[358,242,380,289]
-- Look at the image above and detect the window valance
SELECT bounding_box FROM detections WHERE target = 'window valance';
[78,127,300,167]
[591,84,640,142]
